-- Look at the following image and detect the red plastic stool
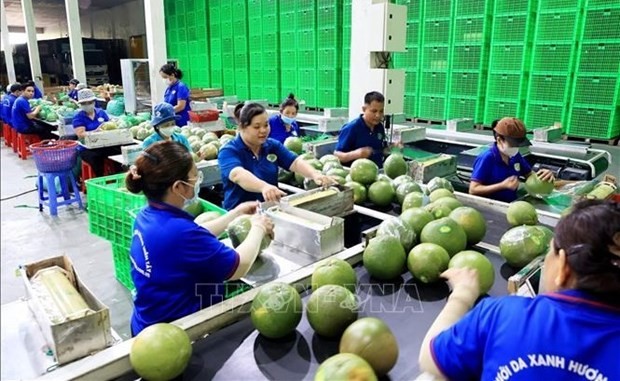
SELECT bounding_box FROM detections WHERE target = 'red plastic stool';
[3,124,12,147]
[81,159,117,193]
[12,128,19,153]
[16,133,41,159]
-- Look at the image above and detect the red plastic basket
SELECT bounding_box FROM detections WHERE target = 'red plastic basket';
[189,110,220,123]
[30,140,79,172]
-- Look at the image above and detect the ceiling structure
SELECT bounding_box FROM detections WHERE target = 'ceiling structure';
[3,0,131,31]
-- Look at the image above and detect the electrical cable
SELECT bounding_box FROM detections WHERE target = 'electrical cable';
[1,188,37,202]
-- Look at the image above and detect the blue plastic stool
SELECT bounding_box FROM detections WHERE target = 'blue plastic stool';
[37,170,83,216]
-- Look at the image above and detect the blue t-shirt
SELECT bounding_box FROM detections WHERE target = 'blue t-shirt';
[0,94,6,122]
[268,114,301,143]
[11,96,34,133]
[142,132,192,152]
[218,136,298,210]
[471,143,532,202]
[33,86,43,99]
[68,89,78,101]
[431,290,620,381]
[335,115,386,168]
[130,201,240,335]
[163,81,191,127]
[1,94,17,124]
[72,108,110,132]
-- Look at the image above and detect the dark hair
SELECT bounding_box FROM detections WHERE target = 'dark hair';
[364,91,385,105]
[9,84,22,93]
[280,93,299,111]
[160,63,183,80]
[553,199,620,300]
[239,102,267,128]
[233,103,244,121]
[23,82,35,91]
[491,119,500,129]
[125,141,193,201]
[69,78,80,86]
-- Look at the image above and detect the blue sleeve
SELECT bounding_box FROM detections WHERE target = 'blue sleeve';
[99,109,110,122]
[335,124,354,152]
[16,98,30,114]
[34,87,42,99]
[431,298,496,380]
[273,139,298,170]
[292,121,302,136]
[177,83,190,101]
[180,224,240,281]
[471,153,492,184]
[518,154,532,177]
[175,133,192,152]
[218,145,244,181]
[72,112,87,129]
[142,134,156,149]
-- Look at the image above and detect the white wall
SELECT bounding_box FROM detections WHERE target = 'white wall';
[39,0,145,41]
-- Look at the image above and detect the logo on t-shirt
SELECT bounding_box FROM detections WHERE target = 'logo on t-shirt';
[97,117,104,123]
[514,163,521,172]
[267,154,278,162]
[172,90,176,95]
[378,133,384,140]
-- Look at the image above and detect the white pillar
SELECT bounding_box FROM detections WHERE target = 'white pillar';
[21,0,43,94]
[65,0,86,83]
[144,0,167,108]
[0,0,16,83]
[348,0,373,119]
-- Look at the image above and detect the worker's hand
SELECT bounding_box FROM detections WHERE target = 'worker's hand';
[356,147,373,159]
[34,105,42,114]
[233,201,259,216]
[251,214,274,239]
[536,169,555,182]
[313,173,337,187]
[502,175,519,191]
[262,184,286,202]
[391,140,404,149]
[441,267,480,300]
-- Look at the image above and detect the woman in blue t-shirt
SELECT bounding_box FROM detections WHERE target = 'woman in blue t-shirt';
[160,64,191,128]
[268,93,302,143]
[420,199,620,381]
[125,141,274,335]
[73,88,120,177]
[67,79,80,102]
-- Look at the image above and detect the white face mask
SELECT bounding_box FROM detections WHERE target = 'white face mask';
[500,142,519,158]
[159,126,175,138]
[81,104,95,113]
[164,78,174,86]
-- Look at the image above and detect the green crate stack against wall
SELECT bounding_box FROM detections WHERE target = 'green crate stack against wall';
[262,0,281,104]
[394,0,422,119]
[247,0,264,100]
[419,0,454,121]
[567,3,620,140]
[232,0,250,99]
[279,1,299,99]
[221,0,236,95]
[524,0,585,131]
[209,0,223,88]
[341,0,352,107]
[164,0,189,83]
[316,0,342,108]
[187,0,210,88]
[295,1,318,107]
[446,0,493,123]
[483,0,537,125]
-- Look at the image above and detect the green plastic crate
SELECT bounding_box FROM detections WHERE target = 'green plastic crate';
[296,9,315,30]
[281,68,298,89]
[317,5,340,27]
[317,68,339,88]
[524,101,566,130]
[318,48,339,68]
[418,95,447,121]
[484,99,520,125]
[421,45,450,70]
[576,42,620,74]
[406,21,420,45]
[297,29,316,49]
[453,17,485,44]
[298,69,317,88]
[528,74,572,103]
[297,49,316,69]
[317,27,341,49]
[488,44,528,72]
[262,14,279,32]
[403,92,417,117]
[487,72,524,100]
[405,69,418,93]
[531,43,576,73]
[447,96,478,120]
[424,0,452,19]
[317,89,339,108]
[298,87,317,107]
[455,0,489,17]
[582,7,620,41]
[450,71,481,97]
[264,86,281,104]
[572,74,620,106]
[423,18,453,45]
[236,84,250,99]
[420,71,448,96]
[535,11,581,42]
[262,33,279,51]
[491,14,531,44]
[395,0,421,22]
[261,0,278,16]
[494,2,531,15]
[280,11,296,32]
[394,48,419,69]
[450,45,484,71]
[567,104,620,139]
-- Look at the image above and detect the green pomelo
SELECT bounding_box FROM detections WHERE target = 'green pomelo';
[433,196,463,211]
[227,215,271,251]
[499,225,548,268]
[319,154,340,165]
[368,181,395,207]
[284,136,304,154]
[449,250,495,295]
[424,202,453,219]
[449,207,487,245]
[278,168,294,183]
[363,235,406,280]
[426,177,454,194]
[350,159,379,185]
[314,353,377,381]
[306,285,358,338]
[251,282,302,339]
[193,211,221,225]
[428,188,456,203]
[383,154,408,179]
[400,207,435,237]
[506,201,539,226]
[396,182,423,205]
[326,168,348,179]
[345,181,367,204]
[312,258,357,292]
[339,317,399,376]
[525,174,554,197]
[420,217,468,257]
[401,192,424,211]
[199,143,219,160]
[376,217,416,252]
[407,243,450,283]
[392,175,415,189]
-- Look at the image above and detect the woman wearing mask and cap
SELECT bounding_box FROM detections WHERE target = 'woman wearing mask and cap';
[73,88,121,177]
[268,93,302,143]
[160,64,191,128]
[142,102,192,152]
[469,117,554,202]
[67,79,80,101]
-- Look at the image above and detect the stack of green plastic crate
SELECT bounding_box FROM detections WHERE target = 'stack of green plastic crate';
[279,1,299,101]
[248,0,264,100]
[567,2,620,140]
[232,0,250,99]
[419,0,454,121]
[446,0,493,123]
[341,0,352,108]
[296,1,318,106]
[209,0,223,88]
[394,0,422,119]
[483,1,537,125]
[316,0,342,108]
[187,0,210,87]
[262,0,281,103]
[221,1,236,95]
[524,0,584,131]
[164,0,191,85]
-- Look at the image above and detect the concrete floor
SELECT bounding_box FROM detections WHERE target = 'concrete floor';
[1,137,619,345]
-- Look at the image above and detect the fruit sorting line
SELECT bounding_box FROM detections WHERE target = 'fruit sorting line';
[35,189,560,381]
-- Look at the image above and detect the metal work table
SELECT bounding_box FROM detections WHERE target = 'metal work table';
[34,190,560,381]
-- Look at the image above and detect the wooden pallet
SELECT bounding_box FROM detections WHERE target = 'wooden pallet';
[563,135,619,146]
